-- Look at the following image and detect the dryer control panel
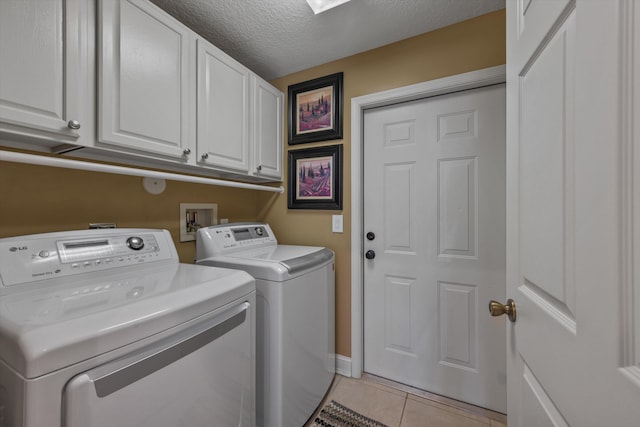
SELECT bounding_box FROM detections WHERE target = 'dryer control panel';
[196,223,277,257]
[0,229,177,287]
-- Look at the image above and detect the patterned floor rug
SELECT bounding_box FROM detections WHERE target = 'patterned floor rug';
[309,400,389,427]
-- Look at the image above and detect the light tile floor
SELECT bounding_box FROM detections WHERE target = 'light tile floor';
[305,374,507,427]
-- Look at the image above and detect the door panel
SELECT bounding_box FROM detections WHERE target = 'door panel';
[384,163,415,253]
[520,364,569,427]
[507,0,640,425]
[99,0,191,157]
[438,157,476,258]
[520,10,576,317]
[384,275,414,354]
[0,1,63,121]
[364,84,506,412]
[439,281,477,370]
[0,0,89,142]
[251,75,283,179]
[507,2,578,425]
[197,38,249,173]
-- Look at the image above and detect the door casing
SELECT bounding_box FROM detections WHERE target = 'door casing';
[350,65,506,377]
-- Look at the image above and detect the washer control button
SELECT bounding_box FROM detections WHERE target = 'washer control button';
[126,236,145,250]
[38,250,50,258]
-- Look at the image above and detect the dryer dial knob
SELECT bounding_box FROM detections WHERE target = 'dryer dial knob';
[126,236,145,250]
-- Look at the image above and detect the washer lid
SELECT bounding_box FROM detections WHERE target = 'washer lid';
[0,263,255,379]
[197,245,334,281]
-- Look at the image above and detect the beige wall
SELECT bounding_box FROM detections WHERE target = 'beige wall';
[0,152,265,263]
[261,9,506,357]
[0,9,505,360]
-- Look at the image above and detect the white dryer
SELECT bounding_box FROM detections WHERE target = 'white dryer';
[195,223,335,427]
[0,228,255,427]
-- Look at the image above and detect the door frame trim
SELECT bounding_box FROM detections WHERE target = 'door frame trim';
[350,65,506,378]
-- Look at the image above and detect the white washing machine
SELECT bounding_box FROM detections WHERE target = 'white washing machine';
[0,228,256,427]
[195,223,335,427]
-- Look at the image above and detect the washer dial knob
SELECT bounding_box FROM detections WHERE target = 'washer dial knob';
[126,236,145,250]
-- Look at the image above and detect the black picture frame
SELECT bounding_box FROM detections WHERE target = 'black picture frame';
[288,145,343,210]
[288,72,343,145]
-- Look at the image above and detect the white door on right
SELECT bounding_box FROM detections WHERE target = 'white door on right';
[507,0,640,425]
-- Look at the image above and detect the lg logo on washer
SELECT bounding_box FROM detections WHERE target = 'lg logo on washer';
[8,246,27,252]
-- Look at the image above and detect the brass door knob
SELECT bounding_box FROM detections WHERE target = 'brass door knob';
[489,299,516,322]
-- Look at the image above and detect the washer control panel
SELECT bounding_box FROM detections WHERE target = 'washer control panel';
[196,223,277,256]
[0,229,177,287]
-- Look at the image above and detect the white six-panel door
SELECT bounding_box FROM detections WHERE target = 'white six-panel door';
[363,84,506,412]
[507,0,640,425]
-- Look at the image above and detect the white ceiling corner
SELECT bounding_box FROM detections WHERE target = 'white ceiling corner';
[149,0,505,81]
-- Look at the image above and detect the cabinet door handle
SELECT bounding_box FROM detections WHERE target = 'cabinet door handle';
[201,153,209,160]
[256,165,262,171]
[183,148,191,155]
[67,120,81,130]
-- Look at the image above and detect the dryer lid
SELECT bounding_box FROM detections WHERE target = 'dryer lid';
[0,263,255,378]
[243,246,334,274]
[197,245,334,281]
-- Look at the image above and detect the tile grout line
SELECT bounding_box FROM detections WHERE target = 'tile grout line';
[398,394,409,427]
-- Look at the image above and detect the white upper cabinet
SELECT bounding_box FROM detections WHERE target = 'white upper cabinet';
[196,38,250,173]
[0,0,282,182]
[98,0,194,161]
[0,0,93,147]
[251,75,283,180]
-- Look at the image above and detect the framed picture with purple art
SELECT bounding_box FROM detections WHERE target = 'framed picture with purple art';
[288,72,343,145]
[288,144,343,210]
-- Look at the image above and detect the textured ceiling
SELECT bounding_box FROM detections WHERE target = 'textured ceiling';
[149,0,505,81]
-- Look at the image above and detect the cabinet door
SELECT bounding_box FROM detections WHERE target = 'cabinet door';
[0,0,92,145]
[99,0,193,160]
[197,39,250,173]
[251,76,283,181]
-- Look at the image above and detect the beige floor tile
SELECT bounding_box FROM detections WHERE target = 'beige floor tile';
[364,373,507,425]
[406,394,490,424]
[328,376,407,427]
[354,376,408,397]
[305,374,507,427]
[400,397,490,427]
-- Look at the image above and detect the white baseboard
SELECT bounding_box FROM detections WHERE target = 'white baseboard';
[336,354,351,377]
